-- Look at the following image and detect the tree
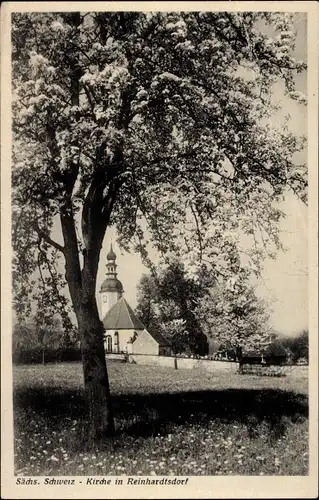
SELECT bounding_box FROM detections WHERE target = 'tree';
[281,329,308,363]
[12,314,79,364]
[196,268,275,358]
[160,319,190,358]
[33,312,74,364]
[136,261,209,355]
[135,274,161,332]
[12,322,39,354]
[12,12,306,438]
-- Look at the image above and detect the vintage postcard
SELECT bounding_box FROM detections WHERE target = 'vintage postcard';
[1,1,318,499]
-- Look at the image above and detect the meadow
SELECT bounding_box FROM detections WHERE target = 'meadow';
[13,361,308,476]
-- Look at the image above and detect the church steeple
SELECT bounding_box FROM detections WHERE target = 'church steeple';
[99,244,124,319]
[105,244,117,278]
[107,243,116,262]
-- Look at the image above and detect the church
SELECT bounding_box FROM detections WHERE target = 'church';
[99,245,171,356]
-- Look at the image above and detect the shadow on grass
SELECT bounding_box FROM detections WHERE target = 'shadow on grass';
[13,386,308,446]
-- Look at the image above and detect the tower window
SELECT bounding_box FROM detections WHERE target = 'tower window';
[103,295,107,303]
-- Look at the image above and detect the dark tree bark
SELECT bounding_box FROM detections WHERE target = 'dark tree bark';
[60,197,117,439]
[236,346,243,374]
[78,296,115,438]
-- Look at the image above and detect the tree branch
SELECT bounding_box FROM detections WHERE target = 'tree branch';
[190,203,203,261]
[32,222,65,254]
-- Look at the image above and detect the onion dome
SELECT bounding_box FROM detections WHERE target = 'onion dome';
[107,244,116,261]
[100,277,124,293]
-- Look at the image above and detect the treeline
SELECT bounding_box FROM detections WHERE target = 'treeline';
[135,261,308,364]
[135,261,274,357]
[12,319,81,365]
[213,331,308,365]
[280,329,308,363]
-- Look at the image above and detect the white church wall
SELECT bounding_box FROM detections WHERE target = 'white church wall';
[131,329,159,356]
[104,329,143,353]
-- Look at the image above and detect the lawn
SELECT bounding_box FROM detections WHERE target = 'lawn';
[13,361,308,476]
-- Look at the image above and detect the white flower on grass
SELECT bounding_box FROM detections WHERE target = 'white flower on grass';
[50,455,59,462]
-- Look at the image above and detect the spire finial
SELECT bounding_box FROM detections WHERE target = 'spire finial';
[107,242,116,261]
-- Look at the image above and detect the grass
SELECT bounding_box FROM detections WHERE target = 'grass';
[13,361,308,476]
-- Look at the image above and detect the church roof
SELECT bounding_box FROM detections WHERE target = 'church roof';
[102,297,170,346]
[103,297,146,330]
[146,328,170,347]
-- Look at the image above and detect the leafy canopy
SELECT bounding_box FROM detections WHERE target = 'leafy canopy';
[136,260,274,352]
[136,260,209,355]
[12,12,307,320]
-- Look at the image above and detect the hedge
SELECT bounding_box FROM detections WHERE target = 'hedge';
[12,346,82,364]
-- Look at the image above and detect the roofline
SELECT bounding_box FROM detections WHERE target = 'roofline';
[104,327,145,331]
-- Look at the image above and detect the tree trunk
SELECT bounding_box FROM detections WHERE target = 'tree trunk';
[78,298,115,440]
[60,210,115,441]
[236,346,243,374]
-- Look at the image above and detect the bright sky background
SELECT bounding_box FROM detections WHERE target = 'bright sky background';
[96,14,308,337]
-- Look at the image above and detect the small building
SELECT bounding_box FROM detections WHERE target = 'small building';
[99,245,170,356]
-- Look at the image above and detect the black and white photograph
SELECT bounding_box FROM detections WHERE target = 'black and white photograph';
[1,1,318,499]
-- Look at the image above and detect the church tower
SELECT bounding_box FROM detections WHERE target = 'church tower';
[99,244,124,320]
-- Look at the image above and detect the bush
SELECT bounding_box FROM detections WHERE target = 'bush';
[240,364,287,377]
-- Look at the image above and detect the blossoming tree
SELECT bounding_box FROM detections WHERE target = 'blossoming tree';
[12,11,306,438]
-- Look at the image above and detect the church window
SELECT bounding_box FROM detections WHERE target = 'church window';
[114,331,119,353]
[103,295,107,303]
[105,335,112,353]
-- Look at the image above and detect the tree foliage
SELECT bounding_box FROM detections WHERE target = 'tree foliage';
[12,12,306,315]
[12,315,80,364]
[137,261,274,354]
[136,261,208,355]
[281,329,308,362]
[195,267,275,351]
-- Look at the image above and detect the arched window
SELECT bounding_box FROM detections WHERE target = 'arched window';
[105,335,112,353]
[103,295,107,303]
